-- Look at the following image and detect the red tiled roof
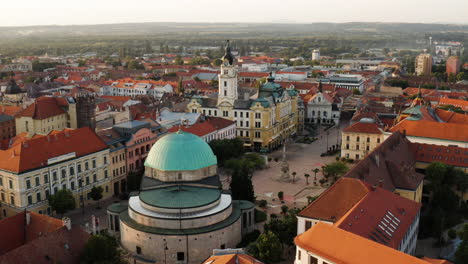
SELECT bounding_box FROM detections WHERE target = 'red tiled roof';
[390,119,468,142]
[299,178,370,221]
[411,143,467,168]
[0,127,107,173]
[0,211,63,255]
[17,97,66,120]
[345,132,424,192]
[343,122,382,134]
[295,223,432,264]
[239,72,270,78]
[336,186,421,250]
[168,117,234,137]
[100,95,132,102]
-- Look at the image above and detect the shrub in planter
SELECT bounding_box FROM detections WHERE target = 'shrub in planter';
[277,191,284,201]
[258,199,267,208]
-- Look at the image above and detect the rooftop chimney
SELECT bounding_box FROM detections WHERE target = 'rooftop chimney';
[26,212,31,226]
[62,217,72,231]
[378,178,384,188]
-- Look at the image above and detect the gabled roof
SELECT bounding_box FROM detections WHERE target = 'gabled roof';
[298,178,370,222]
[390,119,468,142]
[0,128,107,173]
[434,108,468,124]
[345,132,424,192]
[343,122,383,134]
[167,117,235,138]
[0,211,63,255]
[336,186,421,249]
[16,97,66,120]
[203,253,263,264]
[295,223,433,264]
[438,97,468,110]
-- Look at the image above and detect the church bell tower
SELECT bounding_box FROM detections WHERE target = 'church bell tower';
[218,40,238,106]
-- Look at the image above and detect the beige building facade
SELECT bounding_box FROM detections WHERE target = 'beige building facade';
[0,128,111,219]
[341,120,384,160]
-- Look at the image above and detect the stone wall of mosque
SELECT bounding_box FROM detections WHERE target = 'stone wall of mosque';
[120,217,242,264]
[129,204,233,229]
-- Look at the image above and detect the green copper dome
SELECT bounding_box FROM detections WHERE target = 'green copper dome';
[144,131,217,171]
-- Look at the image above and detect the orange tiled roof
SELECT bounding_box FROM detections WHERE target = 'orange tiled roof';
[0,105,22,116]
[167,117,234,137]
[421,257,453,264]
[295,223,434,264]
[343,122,383,134]
[438,97,468,110]
[298,178,370,221]
[390,119,468,142]
[202,254,263,264]
[0,127,107,173]
[16,97,66,120]
[434,108,468,124]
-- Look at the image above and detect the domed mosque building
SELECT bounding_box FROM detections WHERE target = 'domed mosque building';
[107,131,255,264]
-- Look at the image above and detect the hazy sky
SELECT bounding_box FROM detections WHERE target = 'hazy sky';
[1,0,467,27]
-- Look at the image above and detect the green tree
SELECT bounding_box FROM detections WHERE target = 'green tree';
[455,225,468,264]
[213,58,222,66]
[48,189,76,217]
[127,170,144,191]
[81,233,127,264]
[174,55,184,65]
[352,88,361,95]
[323,161,349,181]
[255,231,282,263]
[304,173,310,185]
[230,162,255,202]
[90,186,103,209]
[209,138,245,165]
[312,168,320,181]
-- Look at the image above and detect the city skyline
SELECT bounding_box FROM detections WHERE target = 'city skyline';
[1,0,468,27]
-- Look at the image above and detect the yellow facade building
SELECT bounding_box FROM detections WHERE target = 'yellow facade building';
[187,41,302,151]
[0,128,111,219]
[341,119,384,161]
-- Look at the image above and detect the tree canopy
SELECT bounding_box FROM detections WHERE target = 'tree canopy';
[80,233,127,264]
[48,189,76,216]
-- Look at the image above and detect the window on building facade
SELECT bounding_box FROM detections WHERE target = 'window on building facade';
[104,170,108,178]
[44,174,49,184]
[223,111,228,117]
[136,246,142,254]
[356,145,360,150]
[377,138,381,143]
[26,179,31,189]
[323,111,327,117]
[104,156,107,164]
[36,192,41,202]
[305,221,312,231]
[93,174,97,183]
[177,252,185,261]
[366,146,370,151]
[255,131,261,138]
[309,256,318,264]
[356,136,360,142]
[10,196,15,205]
[224,90,227,96]
[224,81,227,87]
[69,167,75,176]
[92,160,96,168]
[255,113,261,119]
[77,164,82,173]
[61,169,66,179]
[346,144,349,149]
[71,182,75,190]
[85,162,89,170]
[234,111,237,117]
[1,193,4,201]
[0,177,3,186]
[52,171,57,181]
[86,177,90,185]
[28,195,32,205]
[255,122,261,128]
[346,135,350,141]
[367,137,370,143]
[9,179,13,189]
